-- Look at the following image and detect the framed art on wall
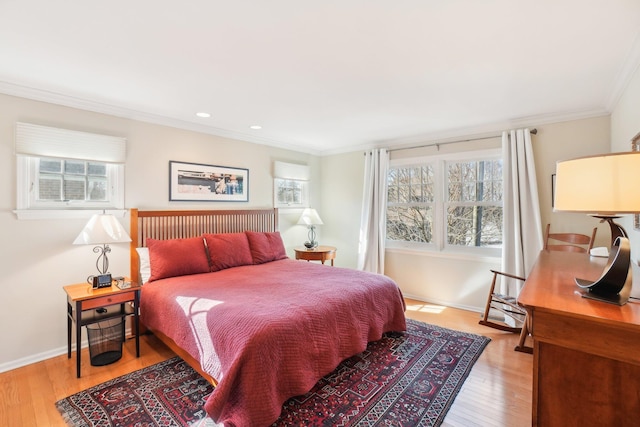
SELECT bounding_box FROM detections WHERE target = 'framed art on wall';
[169,161,249,202]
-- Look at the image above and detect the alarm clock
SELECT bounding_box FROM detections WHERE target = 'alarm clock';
[92,273,113,289]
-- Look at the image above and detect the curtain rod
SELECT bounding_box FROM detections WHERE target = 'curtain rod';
[387,128,537,153]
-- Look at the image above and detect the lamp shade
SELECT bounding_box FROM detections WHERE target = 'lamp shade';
[297,208,323,226]
[554,152,640,214]
[73,213,131,245]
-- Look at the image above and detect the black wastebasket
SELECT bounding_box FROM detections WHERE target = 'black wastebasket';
[86,318,124,366]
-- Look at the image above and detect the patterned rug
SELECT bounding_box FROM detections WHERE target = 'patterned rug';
[56,319,490,427]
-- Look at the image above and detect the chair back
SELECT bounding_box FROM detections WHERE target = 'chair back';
[544,223,596,253]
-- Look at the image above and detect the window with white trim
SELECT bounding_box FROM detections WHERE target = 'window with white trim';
[273,161,310,208]
[15,122,126,216]
[386,149,502,256]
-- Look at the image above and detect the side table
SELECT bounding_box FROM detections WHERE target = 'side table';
[63,281,140,378]
[294,245,337,266]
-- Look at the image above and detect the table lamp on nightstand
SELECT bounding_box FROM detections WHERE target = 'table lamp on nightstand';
[297,208,323,249]
[73,212,131,283]
[554,151,640,305]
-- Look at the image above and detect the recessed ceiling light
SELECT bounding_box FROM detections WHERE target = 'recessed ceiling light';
[250,125,262,130]
[196,112,211,118]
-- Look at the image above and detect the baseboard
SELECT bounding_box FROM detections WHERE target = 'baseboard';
[0,327,133,374]
[402,292,483,314]
[0,345,71,374]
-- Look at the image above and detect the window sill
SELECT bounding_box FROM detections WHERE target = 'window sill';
[386,245,501,263]
[13,209,127,220]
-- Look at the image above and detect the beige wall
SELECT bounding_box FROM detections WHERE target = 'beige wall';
[534,116,611,248]
[611,62,640,260]
[0,93,319,371]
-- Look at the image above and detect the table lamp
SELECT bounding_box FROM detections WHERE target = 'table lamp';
[554,151,640,305]
[73,212,132,277]
[297,208,323,249]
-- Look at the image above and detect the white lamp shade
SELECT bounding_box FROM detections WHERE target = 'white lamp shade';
[297,208,324,226]
[554,152,640,214]
[73,213,132,245]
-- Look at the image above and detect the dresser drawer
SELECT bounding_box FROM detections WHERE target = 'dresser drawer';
[81,291,134,310]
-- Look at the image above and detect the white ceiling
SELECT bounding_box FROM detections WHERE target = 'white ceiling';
[1,1,640,156]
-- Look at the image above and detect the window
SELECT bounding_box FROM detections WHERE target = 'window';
[446,158,503,248]
[24,157,121,208]
[387,165,435,243]
[273,161,310,208]
[386,149,502,256]
[15,122,126,219]
[275,178,307,207]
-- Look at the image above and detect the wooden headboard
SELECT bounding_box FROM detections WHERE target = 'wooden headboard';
[129,208,279,284]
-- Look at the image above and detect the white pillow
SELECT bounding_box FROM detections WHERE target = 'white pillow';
[136,247,151,284]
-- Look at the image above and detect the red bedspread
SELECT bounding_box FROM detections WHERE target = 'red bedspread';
[140,259,406,426]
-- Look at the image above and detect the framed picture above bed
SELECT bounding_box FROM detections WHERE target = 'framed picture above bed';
[169,161,249,202]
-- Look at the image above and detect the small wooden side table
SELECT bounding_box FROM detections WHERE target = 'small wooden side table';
[294,245,337,266]
[63,281,140,378]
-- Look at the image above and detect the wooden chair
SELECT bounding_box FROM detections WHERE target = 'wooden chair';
[479,224,597,354]
[479,270,531,353]
[544,223,596,253]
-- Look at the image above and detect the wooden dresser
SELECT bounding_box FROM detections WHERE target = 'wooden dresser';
[519,250,640,426]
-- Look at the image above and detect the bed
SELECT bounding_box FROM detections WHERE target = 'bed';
[130,208,407,426]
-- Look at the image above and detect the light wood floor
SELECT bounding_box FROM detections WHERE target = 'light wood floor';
[0,298,532,426]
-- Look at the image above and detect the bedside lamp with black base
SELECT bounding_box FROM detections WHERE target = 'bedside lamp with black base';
[554,152,640,305]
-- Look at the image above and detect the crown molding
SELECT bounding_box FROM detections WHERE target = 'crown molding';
[319,108,611,157]
[606,30,640,111]
[0,81,322,156]
[0,80,615,158]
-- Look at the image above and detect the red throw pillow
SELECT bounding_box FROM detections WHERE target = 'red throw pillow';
[147,237,210,281]
[203,232,254,272]
[245,231,288,264]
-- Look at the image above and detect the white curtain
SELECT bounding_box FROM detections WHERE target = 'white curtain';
[357,149,389,274]
[502,128,543,296]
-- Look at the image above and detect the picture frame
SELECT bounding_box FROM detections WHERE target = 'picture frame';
[169,161,249,202]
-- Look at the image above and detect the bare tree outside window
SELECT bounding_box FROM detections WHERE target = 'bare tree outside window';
[387,165,434,243]
[386,156,503,250]
[447,159,503,248]
[37,158,109,203]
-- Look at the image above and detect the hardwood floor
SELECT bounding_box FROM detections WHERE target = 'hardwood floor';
[404,299,533,427]
[0,298,532,426]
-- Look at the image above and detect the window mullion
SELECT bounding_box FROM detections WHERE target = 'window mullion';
[434,159,445,251]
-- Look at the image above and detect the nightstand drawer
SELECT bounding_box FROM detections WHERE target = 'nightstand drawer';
[81,291,134,310]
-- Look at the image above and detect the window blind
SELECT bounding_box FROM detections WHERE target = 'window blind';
[273,161,310,180]
[15,122,126,163]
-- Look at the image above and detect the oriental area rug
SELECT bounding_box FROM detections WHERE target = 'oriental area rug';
[56,319,490,427]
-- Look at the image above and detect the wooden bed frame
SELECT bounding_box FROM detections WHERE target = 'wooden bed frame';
[129,207,279,384]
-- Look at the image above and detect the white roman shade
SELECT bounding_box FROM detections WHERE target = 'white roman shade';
[15,122,126,163]
[274,161,310,180]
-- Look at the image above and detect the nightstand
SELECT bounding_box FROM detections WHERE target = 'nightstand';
[64,280,140,378]
[294,245,337,265]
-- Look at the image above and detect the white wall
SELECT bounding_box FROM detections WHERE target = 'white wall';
[0,93,320,371]
[319,151,365,269]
